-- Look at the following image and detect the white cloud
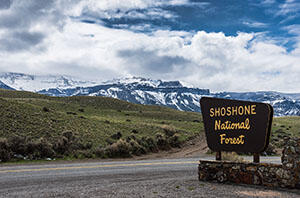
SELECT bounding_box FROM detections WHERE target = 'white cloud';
[2,17,300,93]
[284,24,300,35]
[276,0,300,22]
[261,0,276,5]
[243,21,268,28]
[0,0,300,93]
[67,0,197,21]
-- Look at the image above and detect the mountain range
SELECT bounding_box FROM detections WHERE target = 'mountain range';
[1,72,300,117]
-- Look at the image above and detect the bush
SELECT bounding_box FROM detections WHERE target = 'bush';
[53,136,69,155]
[94,146,106,158]
[222,152,244,162]
[111,132,122,140]
[131,129,138,134]
[42,107,49,112]
[168,133,182,148]
[137,137,158,153]
[66,112,77,115]
[37,138,55,158]
[63,131,76,141]
[9,135,27,156]
[28,138,55,159]
[83,142,93,150]
[105,139,131,158]
[0,138,12,162]
[128,139,146,156]
[156,133,170,150]
[145,137,158,153]
[126,135,137,142]
[161,125,176,137]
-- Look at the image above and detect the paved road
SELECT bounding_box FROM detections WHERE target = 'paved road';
[0,156,299,197]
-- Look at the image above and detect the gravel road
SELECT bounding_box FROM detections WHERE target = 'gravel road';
[0,157,299,197]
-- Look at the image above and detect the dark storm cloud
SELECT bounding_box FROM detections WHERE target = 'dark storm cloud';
[118,48,190,74]
[0,0,57,28]
[0,0,65,52]
[0,31,44,52]
[0,0,11,9]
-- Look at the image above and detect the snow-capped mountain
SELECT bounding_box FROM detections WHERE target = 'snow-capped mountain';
[0,72,299,116]
[0,72,98,92]
[213,92,300,116]
[38,77,210,112]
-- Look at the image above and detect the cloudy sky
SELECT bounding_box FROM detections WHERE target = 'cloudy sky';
[0,0,300,92]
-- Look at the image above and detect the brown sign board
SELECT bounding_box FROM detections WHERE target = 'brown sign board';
[200,97,273,153]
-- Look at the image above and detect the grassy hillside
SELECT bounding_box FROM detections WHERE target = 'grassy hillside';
[0,89,299,162]
[0,89,203,161]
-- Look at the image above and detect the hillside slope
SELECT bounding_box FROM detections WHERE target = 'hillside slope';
[0,89,202,161]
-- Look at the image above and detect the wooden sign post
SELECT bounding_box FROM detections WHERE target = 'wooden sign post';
[200,97,273,163]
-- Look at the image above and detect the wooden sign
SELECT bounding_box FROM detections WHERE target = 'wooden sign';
[200,97,273,153]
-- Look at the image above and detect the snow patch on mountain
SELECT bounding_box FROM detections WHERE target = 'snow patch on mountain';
[0,72,98,92]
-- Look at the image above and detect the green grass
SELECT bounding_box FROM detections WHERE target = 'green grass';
[269,116,300,149]
[272,116,300,135]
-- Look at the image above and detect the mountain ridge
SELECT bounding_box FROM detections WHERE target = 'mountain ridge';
[0,72,299,116]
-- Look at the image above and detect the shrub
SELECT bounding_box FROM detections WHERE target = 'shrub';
[144,137,158,153]
[126,135,137,142]
[42,107,49,112]
[168,133,182,148]
[111,132,122,140]
[63,131,76,142]
[128,139,146,156]
[37,138,55,158]
[26,138,55,159]
[66,111,77,115]
[0,138,12,162]
[131,129,138,134]
[83,142,93,150]
[94,146,106,158]
[105,139,131,158]
[161,125,176,137]
[53,136,69,155]
[9,135,27,156]
[222,152,244,162]
[156,133,170,150]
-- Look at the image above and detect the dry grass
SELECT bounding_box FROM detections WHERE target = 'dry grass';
[222,152,244,162]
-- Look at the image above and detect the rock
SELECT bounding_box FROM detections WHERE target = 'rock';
[216,171,227,183]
